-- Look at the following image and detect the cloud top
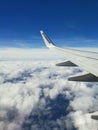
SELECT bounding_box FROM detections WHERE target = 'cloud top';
[0,60,98,130]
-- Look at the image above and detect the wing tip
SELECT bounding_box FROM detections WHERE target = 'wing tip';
[40,30,44,34]
[40,30,55,48]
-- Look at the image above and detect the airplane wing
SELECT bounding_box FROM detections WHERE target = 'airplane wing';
[40,31,98,82]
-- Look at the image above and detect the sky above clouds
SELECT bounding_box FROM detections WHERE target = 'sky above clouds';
[0,0,98,48]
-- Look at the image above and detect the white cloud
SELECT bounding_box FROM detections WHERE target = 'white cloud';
[0,60,98,130]
[0,48,63,60]
[71,111,98,130]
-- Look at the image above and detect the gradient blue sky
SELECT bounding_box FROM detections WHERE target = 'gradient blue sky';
[0,0,98,48]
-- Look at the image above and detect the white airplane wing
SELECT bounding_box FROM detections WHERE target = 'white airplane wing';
[40,30,98,82]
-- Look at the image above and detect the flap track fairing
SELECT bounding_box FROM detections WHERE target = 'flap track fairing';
[56,61,77,67]
[68,73,98,82]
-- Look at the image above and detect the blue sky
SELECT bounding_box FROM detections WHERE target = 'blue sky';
[0,0,98,48]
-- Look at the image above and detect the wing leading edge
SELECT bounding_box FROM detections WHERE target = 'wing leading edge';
[40,30,98,82]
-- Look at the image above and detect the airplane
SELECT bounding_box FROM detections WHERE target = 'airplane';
[40,30,98,82]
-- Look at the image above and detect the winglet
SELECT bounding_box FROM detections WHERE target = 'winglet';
[40,30,55,48]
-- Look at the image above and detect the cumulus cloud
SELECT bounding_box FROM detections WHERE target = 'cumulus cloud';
[0,60,98,130]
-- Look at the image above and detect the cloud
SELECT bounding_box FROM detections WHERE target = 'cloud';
[0,48,63,61]
[0,60,98,130]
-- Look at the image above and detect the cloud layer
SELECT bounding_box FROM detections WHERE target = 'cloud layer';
[0,60,98,130]
[0,48,63,61]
